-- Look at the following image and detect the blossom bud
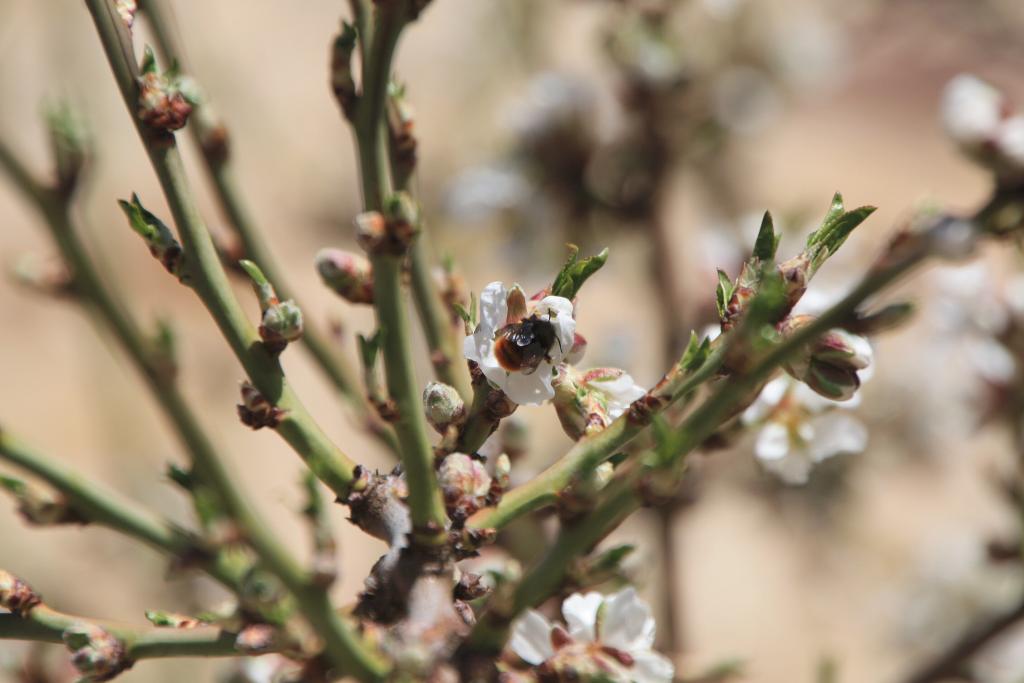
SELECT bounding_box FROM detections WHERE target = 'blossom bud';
[137,46,194,132]
[779,316,872,401]
[387,81,417,187]
[553,366,646,440]
[115,0,137,28]
[239,260,303,349]
[422,381,466,433]
[63,623,129,680]
[237,381,286,430]
[0,570,41,615]
[118,193,185,281]
[438,453,492,522]
[493,453,512,491]
[0,475,83,526]
[315,248,374,304]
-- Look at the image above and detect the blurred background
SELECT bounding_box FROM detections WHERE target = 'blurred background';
[3,0,1024,681]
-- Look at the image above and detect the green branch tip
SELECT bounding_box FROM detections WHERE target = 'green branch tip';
[551,245,609,300]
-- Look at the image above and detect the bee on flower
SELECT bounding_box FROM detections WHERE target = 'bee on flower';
[464,282,576,405]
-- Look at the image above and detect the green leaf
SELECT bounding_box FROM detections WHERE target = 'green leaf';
[805,192,876,266]
[680,331,711,372]
[550,245,609,300]
[752,211,780,262]
[587,544,635,573]
[0,475,27,496]
[357,332,381,370]
[166,463,194,491]
[140,45,158,75]
[715,269,734,319]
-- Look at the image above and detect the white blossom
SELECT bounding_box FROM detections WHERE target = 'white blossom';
[509,588,674,683]
[742,376,868,485]
[942,74,1005,150]
[463,282,575,405]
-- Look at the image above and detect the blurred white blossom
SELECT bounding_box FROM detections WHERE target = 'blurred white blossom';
[509,588,674,682]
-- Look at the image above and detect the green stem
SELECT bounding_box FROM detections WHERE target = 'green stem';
[139,0,400,458]
[85,0,359,500]
[84,3,387,678]
[349,3,448,540]
[0,605,250,659]
[0,431,245,588]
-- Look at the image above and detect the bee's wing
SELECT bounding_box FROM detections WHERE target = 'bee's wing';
[503,325,537,348]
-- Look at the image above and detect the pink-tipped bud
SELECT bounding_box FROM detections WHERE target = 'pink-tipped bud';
[316,248,374,304]
[779,315,873,401]
[438,453,492,523]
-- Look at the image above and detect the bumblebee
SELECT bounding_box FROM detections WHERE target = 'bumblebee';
[493,313,559,374]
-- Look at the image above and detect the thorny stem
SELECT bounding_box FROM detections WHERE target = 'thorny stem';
[0,603,260,660]
[84,0,359,500]
[348,2,449,542]
[0,432,244,589]
[85,2,387,678]
[138,0,401,458]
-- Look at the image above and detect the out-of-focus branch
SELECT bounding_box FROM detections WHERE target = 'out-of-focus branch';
[138,0,400,458]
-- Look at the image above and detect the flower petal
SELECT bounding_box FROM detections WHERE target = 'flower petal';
[754,421,791,462]
[741,376,789,424]
[807,412,868,463]
[600,587,656,652]
[561,592,603,642]
[502,362,557,405]
[590,372,647,420]
[509,610,555,665]
[478,282,509,337]
[631,650,675,683]
[533,295,576,363]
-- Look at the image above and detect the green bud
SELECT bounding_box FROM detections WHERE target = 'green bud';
[239,260,303,348]
[422,381,466,433]
[43,100,91,196]
[136,46,194,132]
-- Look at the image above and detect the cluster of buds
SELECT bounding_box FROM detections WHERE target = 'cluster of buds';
[118,194,186,281]
[315,248,374,304]
[942,75,1024,184]
[0,569,41,615]
[355,193,420,255]
[552,366,646,440]
[777,315,873,401]
[136,46,195,133]
[62,623,131,681]
[422,382,467,435]
[437,453,493,524]
[239,260,303,351]
[237,381,286,430]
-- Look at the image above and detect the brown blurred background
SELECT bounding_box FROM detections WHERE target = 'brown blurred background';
[3,0,1024,681]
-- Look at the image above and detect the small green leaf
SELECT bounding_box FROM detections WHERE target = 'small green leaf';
[357,332,382,370]
[140,45,158,75]
[587,544,635,573]
[550,245,609,300]
[752,211,780,262]
[166,463,194,491]
[715,269,734,319]
[805,192,876,267]
[0,475,27,496]
[680,331,711,371]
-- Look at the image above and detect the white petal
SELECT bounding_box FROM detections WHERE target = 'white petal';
[942,74,1004,148]
[754,422,791,462]
[741,376,790,425]
[502,362,556,405]
[807,413,868,463]
[967,337,1017,384]
[478,282,509,336]
[561,592,603,642]
[600,587,656,652]
[533,296,576,362]
[509,610,555,665]
[592,373,647,420]
[760,449,813,485]
[630,650,676,683]
[997,115,1024,169]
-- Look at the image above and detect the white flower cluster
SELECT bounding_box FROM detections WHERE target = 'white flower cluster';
[509,588,674,683]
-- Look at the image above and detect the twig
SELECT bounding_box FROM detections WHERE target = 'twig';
[138,0,400,457]
[0,431,243,589]
[346,2,449,545]
[84,0,360,501]
[84,3,388,677]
